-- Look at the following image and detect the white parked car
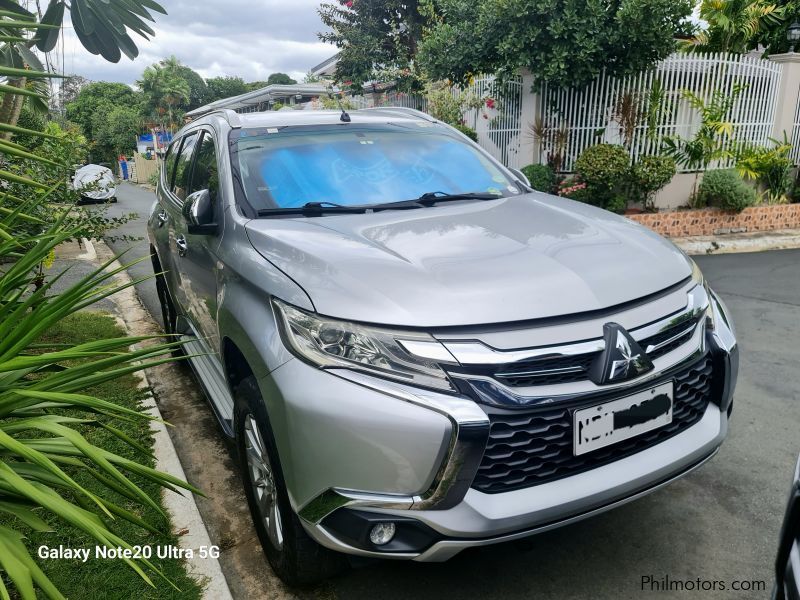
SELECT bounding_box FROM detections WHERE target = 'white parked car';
[73,164,117,203]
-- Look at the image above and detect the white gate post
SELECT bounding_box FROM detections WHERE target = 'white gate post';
[768,53,800,141]
[519,68,539,167]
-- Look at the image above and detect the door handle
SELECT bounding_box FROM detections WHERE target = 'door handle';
[157,209,168,227]
[175,235,188,257]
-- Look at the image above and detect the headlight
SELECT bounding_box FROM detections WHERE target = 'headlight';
[688,258,715,329]
[272,299,457,392]
[689,257,704,287]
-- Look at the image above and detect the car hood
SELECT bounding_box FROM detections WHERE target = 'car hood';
[244,194,692,328]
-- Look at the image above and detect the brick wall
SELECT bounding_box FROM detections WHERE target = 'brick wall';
[627,205,800,237]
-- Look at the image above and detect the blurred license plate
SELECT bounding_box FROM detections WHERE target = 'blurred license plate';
[573,382,673,456]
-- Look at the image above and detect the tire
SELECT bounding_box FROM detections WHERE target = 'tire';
[153,269,183,357]
[234,376,347,586]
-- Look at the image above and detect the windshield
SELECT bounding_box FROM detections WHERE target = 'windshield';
[230,124,519,213]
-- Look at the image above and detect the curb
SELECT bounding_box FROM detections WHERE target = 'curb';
[671,229,800,256]
[79,238,234,600]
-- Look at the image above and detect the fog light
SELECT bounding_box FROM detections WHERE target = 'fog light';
[369,522,396,546]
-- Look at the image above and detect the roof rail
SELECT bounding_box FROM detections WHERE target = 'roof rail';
[204,108,242,129]
[357,106,437,123]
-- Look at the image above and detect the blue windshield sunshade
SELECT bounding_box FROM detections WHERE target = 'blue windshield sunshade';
[256,136,504,208]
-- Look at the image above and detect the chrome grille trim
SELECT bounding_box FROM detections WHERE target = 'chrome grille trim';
[439,284,709,367]
[458,324,707,403]
[495,365,586,379]
[645,324,697,354]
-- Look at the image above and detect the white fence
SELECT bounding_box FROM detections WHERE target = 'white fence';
[348,90,428,112]
[456,76,525,169]
[538,52,782,172]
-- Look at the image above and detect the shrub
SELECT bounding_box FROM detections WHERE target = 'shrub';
[696,169,756,212]
[557,176,592,203]
[736,140,792,205]
[629,155,677,210]
[148,168,160,187]
[574,144,631,210]
[575,144,630,188]
[521,164,556,193]
[453,123,478,142]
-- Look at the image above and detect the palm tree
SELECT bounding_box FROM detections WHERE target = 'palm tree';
[684,0,785,53]
[137,64,190,130]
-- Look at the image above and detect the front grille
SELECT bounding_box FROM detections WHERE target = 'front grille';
[471,355,714,494]
[489,316,700,388]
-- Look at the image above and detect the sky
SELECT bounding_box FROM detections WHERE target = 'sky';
[58,0,335,86]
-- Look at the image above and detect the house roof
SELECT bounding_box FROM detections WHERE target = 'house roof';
[309,53,340,77]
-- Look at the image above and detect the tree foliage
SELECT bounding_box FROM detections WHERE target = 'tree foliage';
[418,0,694,90]
[65,82,141,144]
[32,0,167,63]
[684,0,784,54]
[205,76,249,102]
[137,60,190,129]
[92,106,141,160]
[267,72,298,85]
[174,64,208,110]
[318,0,428,90]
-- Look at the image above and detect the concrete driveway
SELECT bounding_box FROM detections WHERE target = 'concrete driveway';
[105,182,799,599]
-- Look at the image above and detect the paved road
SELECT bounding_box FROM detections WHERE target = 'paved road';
[106,182,799,599]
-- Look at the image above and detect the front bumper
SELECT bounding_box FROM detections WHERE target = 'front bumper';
[266,286,737,561]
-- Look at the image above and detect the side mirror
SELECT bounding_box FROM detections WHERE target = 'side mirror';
[508,167,531,189]
[182,189,217,235]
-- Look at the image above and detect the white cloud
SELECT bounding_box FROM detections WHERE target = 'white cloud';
[57,0,336,85]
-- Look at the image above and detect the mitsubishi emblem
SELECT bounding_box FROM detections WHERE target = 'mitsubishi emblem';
[589,322,654,385]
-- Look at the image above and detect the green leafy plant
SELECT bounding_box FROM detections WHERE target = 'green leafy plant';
[452,123,478,142]
[662,85,744,199]
[574,144,631,211]
[529,118,570,174]
[682,0,783,53]
[0,5,197,597]
[696,168,757,211]
[424,80,482,126]
[628,155,677,210]
[736,137,792,205]
[521,164,556,193]
[0,203,200,599]
[2,121,137,243]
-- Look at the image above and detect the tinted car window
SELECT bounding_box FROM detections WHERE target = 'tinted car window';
[163,139,182,189]
[172,132,199,201]
[190,133,220,203]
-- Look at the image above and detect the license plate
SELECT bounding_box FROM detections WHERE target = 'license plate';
[573,382,674,456]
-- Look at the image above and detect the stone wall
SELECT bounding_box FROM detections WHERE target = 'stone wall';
[628,204,800,238]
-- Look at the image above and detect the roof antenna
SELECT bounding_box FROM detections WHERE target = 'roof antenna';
[329,86,351,122]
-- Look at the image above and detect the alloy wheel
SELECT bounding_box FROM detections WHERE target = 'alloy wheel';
[244,414,284,550]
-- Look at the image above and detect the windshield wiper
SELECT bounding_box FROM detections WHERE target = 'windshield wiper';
[257,202,370,217]
[257,192,503,218]
[417,191,502,205]
[371,191,502,212]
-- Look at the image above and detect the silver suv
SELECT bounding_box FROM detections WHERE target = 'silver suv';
[148,107,738,585]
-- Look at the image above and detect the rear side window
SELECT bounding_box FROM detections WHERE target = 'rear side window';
[163,139,182,188]
[190,133,220,203]
[172,132,199,201]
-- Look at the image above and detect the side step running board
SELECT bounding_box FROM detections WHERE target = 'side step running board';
[180,335,235,435]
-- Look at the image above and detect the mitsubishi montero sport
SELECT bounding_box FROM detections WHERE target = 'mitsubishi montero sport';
[148,107,739,585]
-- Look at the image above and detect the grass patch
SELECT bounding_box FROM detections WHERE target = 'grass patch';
[1,311,203,600]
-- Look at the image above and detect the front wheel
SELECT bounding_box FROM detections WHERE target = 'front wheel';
[234,376,347,586]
